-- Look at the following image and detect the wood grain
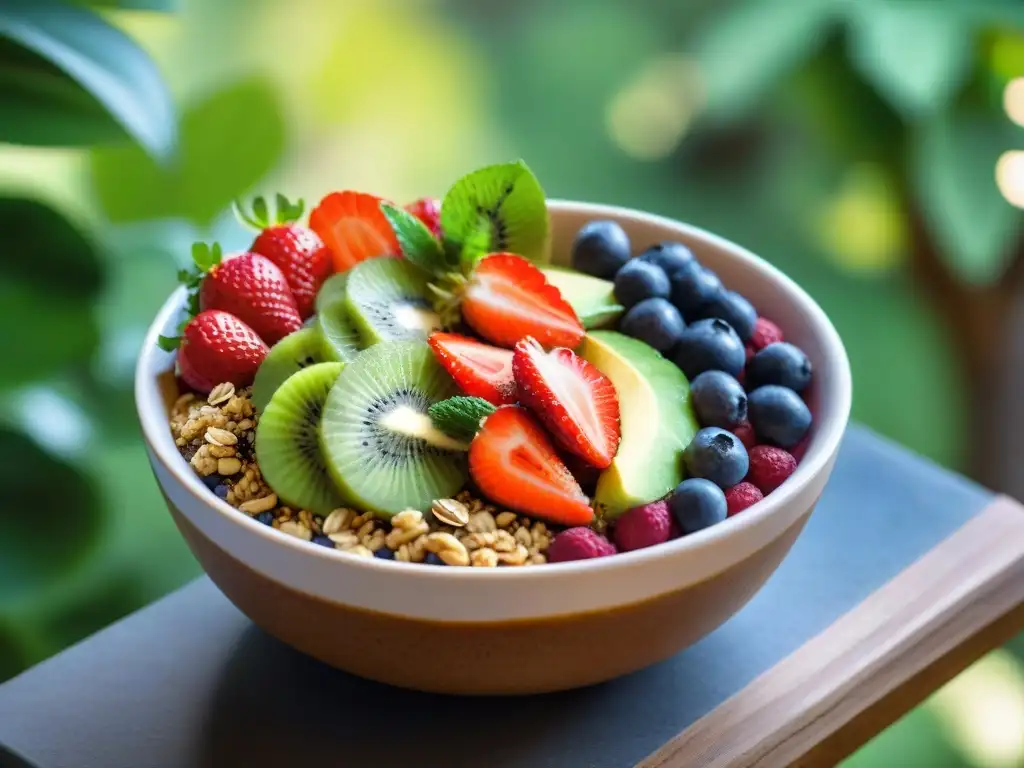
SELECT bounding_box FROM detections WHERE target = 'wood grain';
[637,496,1024,768]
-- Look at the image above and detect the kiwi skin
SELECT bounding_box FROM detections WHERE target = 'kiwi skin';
[343,257,441,347]
[252,327,341,413]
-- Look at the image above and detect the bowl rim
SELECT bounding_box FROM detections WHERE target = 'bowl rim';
[136,199,852,583]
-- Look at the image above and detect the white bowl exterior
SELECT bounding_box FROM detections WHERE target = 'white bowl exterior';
[137,201,851,623]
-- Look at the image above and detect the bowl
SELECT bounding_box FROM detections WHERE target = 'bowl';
[136,200,852,695]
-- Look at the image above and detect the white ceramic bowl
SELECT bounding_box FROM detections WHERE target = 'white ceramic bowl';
[136,201,852,694]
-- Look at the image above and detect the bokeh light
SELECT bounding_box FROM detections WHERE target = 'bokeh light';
[1003,78,1024,128]
[996,150,1024,210]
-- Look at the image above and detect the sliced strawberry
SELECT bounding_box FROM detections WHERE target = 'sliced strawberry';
[308,191,401,271]
[405,197,441,237]
[199,252,302,345]
[461,253,584,349]
[513,338,621,469]
[251,224,332,319]
[428,332,517,405]
[171,310,269,394]
[469,406,594,526]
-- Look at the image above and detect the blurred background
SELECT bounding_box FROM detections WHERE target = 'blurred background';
[1,0,1023,763]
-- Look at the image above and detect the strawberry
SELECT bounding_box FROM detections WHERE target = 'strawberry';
[428,332,517,405]
[160,310,268,394]
[460,253,584,349]
[512,337,621,469]
[405,197,441,237]
[309,191,401,272]
[468,405,594,526]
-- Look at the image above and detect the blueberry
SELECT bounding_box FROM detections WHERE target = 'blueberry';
[423,552,445,566]
[374,547,396,561]
[699,290,757,342]
[214,484,229,500]
[638,241,695,278]
[747,385,812,449]
[746,343,812,392]
[312,535,335,548]
[255,510,275,526]
[201,474,221,491]
[683,427,749,489]
[619,298,686,352]
[571,220,631,279]
[670,264,722,320]
[671,318,745,379]
[690,370,747,428]
[614,260,670,309]
[668,478,728,535]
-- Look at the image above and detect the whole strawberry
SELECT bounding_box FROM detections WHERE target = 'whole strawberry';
[238,195,332,319]
[405,197,441,237]
[160,310,268,394]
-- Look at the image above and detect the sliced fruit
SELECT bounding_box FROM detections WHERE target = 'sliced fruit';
[319,341,467,518]
[161,309,268,394]
[461,253,584,349]
[404,197,441,237]
[314,272,363,361]
[512,338,621,469]
[468,406,594,526]
[428,332,516,405]
[344,257,441,346]
[255,362,346,515]
[309,191,400,271]
[579,331,699,519]
[252,327,342,412]
[541,267,624,329]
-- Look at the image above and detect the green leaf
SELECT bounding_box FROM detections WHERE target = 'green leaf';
[157,334,180,351]
[440,160,550,268]
[380,203,448,275]
[89,76,287,227]
[274,193,304,224]
[191,241,222,271]
[846,1,973,120]
[428,396,496,442]
[910,109,1023,285]
[0,0,175,158]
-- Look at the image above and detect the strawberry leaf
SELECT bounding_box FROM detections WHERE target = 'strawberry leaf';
[380,202,448,276]
[191,241,222,272]
[428,396,496,442]
[185,290,200,318]
[275,193,304,223]
[157,334,181,351]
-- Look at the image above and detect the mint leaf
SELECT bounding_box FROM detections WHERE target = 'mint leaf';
[440,160,550,268]
[428,396,496,442]
[157,334,181,351]
[380,203,448,276]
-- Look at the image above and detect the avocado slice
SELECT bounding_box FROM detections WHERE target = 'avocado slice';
[579,331,698,520]
[542,267,624,329]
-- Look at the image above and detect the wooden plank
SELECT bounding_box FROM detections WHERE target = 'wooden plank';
[637,496,1024,768]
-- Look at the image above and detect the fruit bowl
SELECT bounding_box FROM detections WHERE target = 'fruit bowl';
[136,200,851,695]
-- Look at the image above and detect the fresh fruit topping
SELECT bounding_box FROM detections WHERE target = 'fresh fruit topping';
[547,526,616,563]
[428,395,497,442]
[725,481,763,516]
[252,326,341,412]
[405,197,442,237]
[559,450,601,496]
[571,220,631,279]
[160,309,268,394]
[380,202,451,276]
[670,263,722,321]
[255,362,346,515]
[668,478,728,535]
[428,332,517,405]
[314,272,364,362]
[344,257,441,346]
[671,318,745,379]
[732,421,758,450]
[512,337,621,469]
[747,385,811,449]
[309,191,400,271]
[440,160,549,267]
[613,259,670,309]
[698,290,757,342]
[746,445,798,494]
[750,316,784,351]
[683,426,749,490]
[320,341,468,518]
[790,433,811,462]
[579,331,698,519]
[638,241,695,278]
[746,342,812,393]
[619,297,685,352]
[690,370,748,429]
[468,405,594,526]
[461,253,584,349]
[541,267,624,329]
[613,500,671,552]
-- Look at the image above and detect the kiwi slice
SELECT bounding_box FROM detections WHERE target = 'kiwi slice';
[319,341,468,518]
[343,257,441,346]
[252,327,342,413]
[314,272,363,361]
[256,362,345,516]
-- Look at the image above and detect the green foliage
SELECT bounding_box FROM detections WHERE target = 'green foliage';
[234,194,305,230]
[380,203,449,275]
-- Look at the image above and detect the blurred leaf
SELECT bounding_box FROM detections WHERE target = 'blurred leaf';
[692,0,836,120]
[0,617,42,683]
[90,76,287,227]
[0,0,175,158]
[846,2,973,121]
[910,109,1023,285]
[0,427,105,606]
[74,0,177,9]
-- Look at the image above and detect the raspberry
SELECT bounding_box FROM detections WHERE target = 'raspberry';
[732,422,757,450]
[790,434,810,462]
[613,500,671,552]
[547,527,617,563]
[747,445,797,494]
[750,317,784,352]
[725,482,763,516]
